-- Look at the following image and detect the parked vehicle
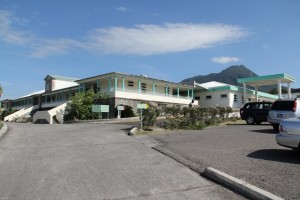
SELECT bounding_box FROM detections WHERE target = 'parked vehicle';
[276,118,300,151]
[240,102,272,125]
[268,98,300,131]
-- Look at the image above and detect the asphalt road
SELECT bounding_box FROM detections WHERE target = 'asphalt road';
[149,123,300,200]
[0,123,245,200]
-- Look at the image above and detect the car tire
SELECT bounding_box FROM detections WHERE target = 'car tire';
[272,123,279,131]
[255,121,262,125]
[246,116,255,125]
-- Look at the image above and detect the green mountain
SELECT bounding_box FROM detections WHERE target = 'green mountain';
[181,65,277,92]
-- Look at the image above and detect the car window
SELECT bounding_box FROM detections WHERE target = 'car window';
[271,101,294,111]
[249,104,257,109]
[264,103,271,109]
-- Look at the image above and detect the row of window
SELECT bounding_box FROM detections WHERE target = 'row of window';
[196,94,244,104]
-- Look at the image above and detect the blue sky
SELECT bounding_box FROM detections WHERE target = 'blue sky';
[0,0,300,99]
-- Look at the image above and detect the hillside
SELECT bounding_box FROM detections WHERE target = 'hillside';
[181,65,277,93]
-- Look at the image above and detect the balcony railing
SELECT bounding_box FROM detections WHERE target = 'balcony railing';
[101,87,192,100]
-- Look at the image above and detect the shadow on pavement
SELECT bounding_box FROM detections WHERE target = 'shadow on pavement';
[248,129,278,134]
[247,149,300,164]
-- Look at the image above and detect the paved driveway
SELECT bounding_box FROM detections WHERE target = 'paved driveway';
[149,123,300,200]
[0,123,244,200]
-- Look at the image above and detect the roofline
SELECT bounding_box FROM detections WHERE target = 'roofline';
[237,73,296,84]
[76,72,194,89]
[44,75,79,82]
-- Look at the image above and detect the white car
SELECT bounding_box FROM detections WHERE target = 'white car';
[276,118,300,151]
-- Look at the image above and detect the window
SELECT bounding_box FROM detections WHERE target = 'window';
[128,81,134,87]
[234,94,238,102]
[206,95,212,100]
[141,83,147,91]
[220,94,227,99]
[165,86,170,94]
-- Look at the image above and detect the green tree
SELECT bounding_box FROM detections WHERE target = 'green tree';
[269,88,287,95]
[0,84,3,98]
[64,90,109,121]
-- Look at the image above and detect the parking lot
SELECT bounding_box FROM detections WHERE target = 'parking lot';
[148,123,300,200]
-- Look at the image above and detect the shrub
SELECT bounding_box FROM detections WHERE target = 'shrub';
[156,106,234,130]
[0,109,18,121]
[141,102,160,128]
[64,90,109,121]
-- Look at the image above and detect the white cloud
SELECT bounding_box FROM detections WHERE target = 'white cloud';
[211,56,242,64]
[116,7,127,12]
[0,9,249,57]
[86,23,248,55]
[30,38,82,58]
[0,10,33,45]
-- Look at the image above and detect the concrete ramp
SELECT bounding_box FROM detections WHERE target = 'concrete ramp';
[33,102,68,124]
[4,105,39,122]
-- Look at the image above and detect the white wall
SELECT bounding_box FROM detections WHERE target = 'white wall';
[52,80,78,91]
[115,91,197,105]
[33,102,68,124]
[197,90,232,108]
[4,105,39,122]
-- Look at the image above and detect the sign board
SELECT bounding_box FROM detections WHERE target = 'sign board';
[117,106,125,111]
[92,105,101,113]
[137,103,148,109]
[92,105,109,113]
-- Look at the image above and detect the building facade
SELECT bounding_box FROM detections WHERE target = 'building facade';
[2,72,196,123]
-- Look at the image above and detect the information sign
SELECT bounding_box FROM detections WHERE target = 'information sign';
[137,103,148,109]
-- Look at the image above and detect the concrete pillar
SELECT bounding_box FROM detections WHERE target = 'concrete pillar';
[96,80,100,93]
[108,77,112,92]
[165,83,168,96]
[114,76,118,91]
[122,77,125,92]
[287,82,292,98]
[138,80,141,93]
[255,85,258,102]
[177,87,180,98]
[278,79,282,98]
[187,89,190,99]
[152,82,156,95]
[243,82,247,104]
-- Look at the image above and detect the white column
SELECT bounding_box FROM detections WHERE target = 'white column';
[278,79,282,98]
[243,82,247,104]
[255,85,258,102]
[287,82,292,98]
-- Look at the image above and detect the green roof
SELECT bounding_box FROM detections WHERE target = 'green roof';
[237,73,295,86]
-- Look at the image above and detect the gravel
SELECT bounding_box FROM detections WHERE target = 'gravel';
[147,123,300,200]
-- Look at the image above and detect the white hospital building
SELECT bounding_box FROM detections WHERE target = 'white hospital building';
[1,72,295,124]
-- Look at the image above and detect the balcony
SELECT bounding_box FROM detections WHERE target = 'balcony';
[102,87,197,105]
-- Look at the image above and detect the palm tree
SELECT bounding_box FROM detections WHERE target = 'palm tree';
[0,84,2,98]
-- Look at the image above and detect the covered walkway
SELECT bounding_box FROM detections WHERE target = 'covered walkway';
[238,73,295,103]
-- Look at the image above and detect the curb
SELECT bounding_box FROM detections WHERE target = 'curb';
[152,145,284,200]
[128,127,138,136]
[203,167,284,200]
[0,123,8,140]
